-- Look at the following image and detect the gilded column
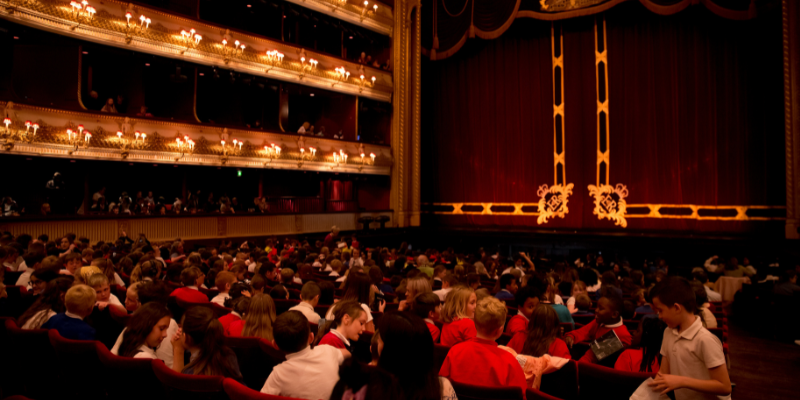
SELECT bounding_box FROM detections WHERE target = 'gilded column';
[785,0,800,239]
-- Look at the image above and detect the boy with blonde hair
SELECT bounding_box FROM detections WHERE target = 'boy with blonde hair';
[88,273,126,314]
[439,297,526,392]
[42,284,97,340]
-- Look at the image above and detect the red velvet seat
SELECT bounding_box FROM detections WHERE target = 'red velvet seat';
[273,299,301,316]
[151,358,227,400]
[450,380,525,400]
[4,319,57,399]
[527,388,564,400]
[433,344,451,372]
[540,359,579,400]
[95,341,165,400]
[577,362,654,400]
[223,336,287,391]
[222,378,303,400]
[48,329,105,398]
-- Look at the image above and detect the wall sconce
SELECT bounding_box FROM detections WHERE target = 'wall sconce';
[220,138,243,164]
[222,38,245,64]
[263,143,281,166]
[2,117,11,137]
[265,50,285,73]
[299,51,318,78]
[115,130,133,158]
[174,135,195,161]
[124,12,150,44]
[66,125,91,155]
[180,29,202,54]
[70,1,96,31]
[358,74,377,92]
[357,152,376,171]
[333,67,350,87]
[332,149,348,168]
[361,1,378,21]
[297,146,316,167]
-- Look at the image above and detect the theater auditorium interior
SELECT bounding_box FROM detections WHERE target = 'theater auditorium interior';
[0,0,799,399]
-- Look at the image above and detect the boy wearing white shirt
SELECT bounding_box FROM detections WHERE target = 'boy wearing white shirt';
[262,311,350,400]
[16,252,45,288]
[289,282,322,324]
[210,271,235,306]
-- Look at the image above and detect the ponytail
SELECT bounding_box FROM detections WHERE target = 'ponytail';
[181,307,241,379]
[313,300,364,347]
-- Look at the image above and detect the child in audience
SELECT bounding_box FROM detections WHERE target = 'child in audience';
[42,284,97,340]
[289,281,322,324]
[88,273,126,314]
[634,287,655,315]
[317,300,367,351]
[439,287,477,347]
[18,277,72,329]
[573,293,593,315]
[411,292,442,342]
[269,284,290,300]
[211,271,235,306]
[62,252,83,276]
[439,297,527,392]
[169,267,208,303]
[399,275,432,311]
[228,293,277,342]
[261,311,350,400]
[507,304,571,359]
[434,273,458,302]
[117,302,172,359]
[125,282,144,313]
[505,285,541,336]
[250,274,266,294]
[564,292,632,363]
[615,316,666,373]
[648,277,731,399]
[219,297,250,332]
[325,272,381,331]
[566,280,587,314]
[171,306,242,380]
[494,274,518,302]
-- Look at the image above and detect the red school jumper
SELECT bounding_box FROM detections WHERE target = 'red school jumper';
[425,320,441,343]
[439,337,527,393]
[440,318,477,347]
[505,314,529,336]
[506,331,571,359]
[564,319,632,363]
[170,287,209,303]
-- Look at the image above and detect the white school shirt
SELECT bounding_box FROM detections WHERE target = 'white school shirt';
[704,286,722,302]
[660,316,728,400]
[261,345,344,400]
[134,345,158,360]
[112,318,180,368]
[288,302,321,324]
[108,294,123,307]
[434,287,452,302]
[113,272,126,288]
[16,269,33,287]
[211,292,231,307]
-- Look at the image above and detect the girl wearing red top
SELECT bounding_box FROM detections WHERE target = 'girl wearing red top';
[317,300,367,350]
[227,294,276,344]
[507,304,571,359]
[219,297,249,333]
[614,317,666,373]
[439,287,478,347]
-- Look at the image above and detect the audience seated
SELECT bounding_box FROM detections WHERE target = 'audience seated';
[614,316,666,373]
[439,287,477,347]
[564,292,631,363]
[507,304,571,359]
[42,284,97,340]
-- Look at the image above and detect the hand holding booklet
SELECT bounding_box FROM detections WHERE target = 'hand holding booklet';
[590,328,625,361]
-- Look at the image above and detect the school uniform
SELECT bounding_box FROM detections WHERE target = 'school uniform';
[211,292,231,307]
[289,302,321,324]
[15,269,33,287]
[494,289,515,302]
[564,318,632,363]
[108,293,124,307]
[433,287,452,302]
[506,332,571,359]
[219,312,242,333]
[505,313,529,336]
[227,320,246,337]
[318,330,350,351]
[614,348,660,373]
[261,345,344,400]
[660,316,727,400]
[440,318,477,347]
[425,318,441,342]
[439,337,527,393]
[170,286,209,303]
[22,309,56,330]
[325,303,373,324]
[42,312,96,341]
[133,345,159,360]
[112,318,180,368]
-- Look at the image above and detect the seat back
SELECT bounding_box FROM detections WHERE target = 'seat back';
[222,378,300,400]
[95,341,165,400]
[571,314,594,326]
[0,285,35,318]
[223,336,286,390]
[151,358,226,400]
[450,381,525,400]
[433,344,451,373]
[540,359,579,400]
[48,330,104,398]
[527,388,564,400]
[577,362,654,400]
[274,299,301,316]
[4,319,57,399]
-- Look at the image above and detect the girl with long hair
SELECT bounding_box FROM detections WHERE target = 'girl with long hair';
[118,302,172,359]
[18,277,73,329]
[171,306,242,380]
[566,280,587,314]
[399,275,432,311]
[614,317,667,373]
[316,300,367,351]
[325,272,384,332]
[228,293,277,342]
[507,305,571,359]
[439,287,477,347]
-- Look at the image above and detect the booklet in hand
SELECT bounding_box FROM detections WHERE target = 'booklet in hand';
[590,328,625,361]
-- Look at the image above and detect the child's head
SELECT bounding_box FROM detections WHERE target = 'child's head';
[411,292,441,320]
[228,296,251,316]
[441,273,458,289]
[440,287,476,323]
[474,287,491,302]
[514,285,542,319]
[64,253,83,274]
[250,274,266,293]
[180,306,239,378]
[575,293,592,311]
[571,280,587,297]
[499,274,519,294]
[269,284,290,300]
[215,271,236,293]
[434,265,446,280]
[65,284,96,318]
[87,273,111,302]
[280,268,295,284]
[331,300,367,341]
[405,275,432,303]
[330,259,343,273]
[180,266,205,287]
[230,262,247,281]
[126,282,144,312]
[650,277,697,329]
[595,293,623,325]
[474,297,507,339]
[242,293,277,341]
[118,302,172,357]
[522,305,560,357]
[300,281,321,304]
[273,310,311,353]
[622,300,636,320]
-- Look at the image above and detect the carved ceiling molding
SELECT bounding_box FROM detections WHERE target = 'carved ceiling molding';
[0,0,393,102]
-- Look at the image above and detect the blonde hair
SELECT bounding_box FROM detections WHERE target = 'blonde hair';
[127,281,144,300]
[65,284,97,316]
[87,273,110,288]
[440,287,474,323]
[571,280,587,297]
[241,293,277,341]
[405,275,432,304]
[330,259,343,273]
[475,288,491,302]
[474,297,507,335]
[76,266,103,285]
